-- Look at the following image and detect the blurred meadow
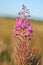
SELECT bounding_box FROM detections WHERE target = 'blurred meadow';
[0,17,43,65]
[0,0,43,65]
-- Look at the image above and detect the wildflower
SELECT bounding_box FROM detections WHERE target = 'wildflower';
[13,5,41,65]
[27,16,31,24]
[26,25,33,34]
[15,17,22,30]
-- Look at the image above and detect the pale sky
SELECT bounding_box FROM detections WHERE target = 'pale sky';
[0,0,43,20]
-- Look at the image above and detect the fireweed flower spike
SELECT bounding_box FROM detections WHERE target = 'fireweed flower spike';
[13,4,41,65]
[13,4,33,37]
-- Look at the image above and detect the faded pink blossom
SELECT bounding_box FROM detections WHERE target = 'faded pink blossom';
[28,17,31,24]
[26,25,33,34]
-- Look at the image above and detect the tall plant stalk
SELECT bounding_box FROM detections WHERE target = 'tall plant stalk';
[13,5,41,65]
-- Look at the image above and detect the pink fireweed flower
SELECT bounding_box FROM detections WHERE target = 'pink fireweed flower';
[13,4,33,38]
[14,18,26,31]
[16,17,22,25]
[27,16,31,24]
[15,17,25,30]
[14,18,22,32]
[13,5,41,65]
[26,25,33,34]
